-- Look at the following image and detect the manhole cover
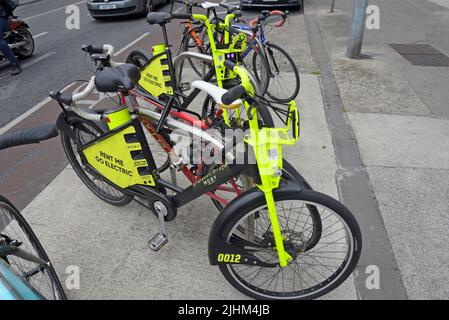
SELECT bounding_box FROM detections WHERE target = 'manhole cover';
[390,44,449,67]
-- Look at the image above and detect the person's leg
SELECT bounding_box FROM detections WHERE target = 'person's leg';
[0,17,21,75]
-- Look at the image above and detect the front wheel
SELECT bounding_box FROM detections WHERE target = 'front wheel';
[217,189,362,300]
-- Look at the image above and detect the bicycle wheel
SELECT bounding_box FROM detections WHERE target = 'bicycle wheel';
[0,196,66,300]
[126,49,150,69]
[244,48,270,96]
[253,43,300,103]
[218,189,362,300]
[181,34,210,79]
[207,160,321,251]
[60,115,133,206]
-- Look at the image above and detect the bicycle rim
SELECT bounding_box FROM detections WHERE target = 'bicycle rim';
[0,198,66,300]
[223,195,359,299]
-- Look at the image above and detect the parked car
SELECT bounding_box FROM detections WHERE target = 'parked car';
[87,0,168,19]
[241,0,303,10]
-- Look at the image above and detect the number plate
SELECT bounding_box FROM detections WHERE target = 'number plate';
[99,4,117,10]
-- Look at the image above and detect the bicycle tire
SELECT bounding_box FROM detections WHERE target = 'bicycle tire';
[253,43,300,103]
[217,189,362,300]
[207,160,321,251]
[244,48,270,96]
[0,196,66,300]
[60,115,133,206]
[126,49,151,69]
[181,34,209,79]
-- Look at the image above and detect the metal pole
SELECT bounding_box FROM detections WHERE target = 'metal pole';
[331,0,335,13]
[346,0,369,59]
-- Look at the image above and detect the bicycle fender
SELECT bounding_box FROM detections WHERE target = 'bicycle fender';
[207,181,305,265]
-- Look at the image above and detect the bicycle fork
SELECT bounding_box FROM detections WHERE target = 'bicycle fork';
[250,129,294,268]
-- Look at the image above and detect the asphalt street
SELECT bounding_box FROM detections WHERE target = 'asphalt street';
[0,0,175,128]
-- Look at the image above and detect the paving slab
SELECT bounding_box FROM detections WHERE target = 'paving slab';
[331,56,431,116]
[347,112,449,170]
[367,166,449,299]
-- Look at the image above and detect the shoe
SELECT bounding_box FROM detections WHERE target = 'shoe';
[11,64,22,76]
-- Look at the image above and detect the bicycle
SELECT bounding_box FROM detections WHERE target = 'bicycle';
[126,7,273,129]
[51,43,313,214]
[0,125,66,300]
[234,10,301,103]
[174,0,238,79]
[50,56,362,299]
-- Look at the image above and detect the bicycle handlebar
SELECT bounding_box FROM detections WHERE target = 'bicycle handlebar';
[248,10,288,29]
[50,43,124,122]
[81,44,115,56]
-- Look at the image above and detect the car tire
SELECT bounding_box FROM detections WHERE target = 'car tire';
[141,0,152,16]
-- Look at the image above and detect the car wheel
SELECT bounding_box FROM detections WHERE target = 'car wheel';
[142,0,152,15]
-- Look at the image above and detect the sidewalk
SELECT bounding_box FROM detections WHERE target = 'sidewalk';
[306,0,449,299]
[21,12,359,299]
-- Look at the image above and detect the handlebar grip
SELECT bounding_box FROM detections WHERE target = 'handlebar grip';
[222,85,245,105]
[171,13,193,20]
[49,90,73,106]
[223,60,236,71]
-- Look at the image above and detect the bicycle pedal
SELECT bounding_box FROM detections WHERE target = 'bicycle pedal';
[179,83,191,92]
[148,233,168,251]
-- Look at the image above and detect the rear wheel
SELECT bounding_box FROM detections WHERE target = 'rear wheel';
[126,49,151,69]
[218,190,362,300]
[254,43,300,103]
[178,34,210,80]
[0,196,66,300]
[244,48,270,96]
[60,116,133,206]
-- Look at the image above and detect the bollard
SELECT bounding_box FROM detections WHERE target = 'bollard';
[346,0,369,59]
[331,0,335,13]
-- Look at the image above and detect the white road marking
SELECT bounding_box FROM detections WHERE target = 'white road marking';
[113,33,150,57]
[0,97,51,135]
[22,52,56,69]
[33,32,48,39]
[25,0,86,20]
[0,81,80,135]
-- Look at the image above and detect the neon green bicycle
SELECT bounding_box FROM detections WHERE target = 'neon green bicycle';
[51,54,361,298]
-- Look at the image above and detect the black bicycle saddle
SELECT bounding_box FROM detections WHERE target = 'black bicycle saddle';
[94,64,141,92]
[146,12,172,25]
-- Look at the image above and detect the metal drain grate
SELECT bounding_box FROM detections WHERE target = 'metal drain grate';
[390,44,449,67]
